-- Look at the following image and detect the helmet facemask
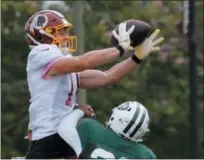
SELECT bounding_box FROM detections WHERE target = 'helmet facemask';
[44,23,77,54]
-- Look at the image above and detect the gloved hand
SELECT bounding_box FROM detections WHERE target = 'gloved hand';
[112,22,135,51]
[135,29,164,60]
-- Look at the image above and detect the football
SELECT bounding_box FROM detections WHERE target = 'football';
[111,19,151,47]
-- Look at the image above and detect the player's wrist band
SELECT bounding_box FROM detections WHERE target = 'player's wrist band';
[131,54,142,64]
[116,45,125,57]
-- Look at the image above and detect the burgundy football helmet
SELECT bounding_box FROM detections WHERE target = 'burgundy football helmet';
[25,10,77,53]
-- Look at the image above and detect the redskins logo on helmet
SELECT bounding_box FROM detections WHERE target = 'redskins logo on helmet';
[25,10,77,53]
[30,14,48,32]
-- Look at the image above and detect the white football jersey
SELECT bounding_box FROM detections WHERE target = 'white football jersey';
[27,44,79,140]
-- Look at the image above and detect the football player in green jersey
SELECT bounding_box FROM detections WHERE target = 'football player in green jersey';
[58,101,156,159]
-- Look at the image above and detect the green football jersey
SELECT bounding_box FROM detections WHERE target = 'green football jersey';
[76,118,156,159]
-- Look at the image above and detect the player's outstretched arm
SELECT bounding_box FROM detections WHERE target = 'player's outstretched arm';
[79,57,136,89]
[79,29,164,89]
[46,22,135,77]
[47,47,122,77]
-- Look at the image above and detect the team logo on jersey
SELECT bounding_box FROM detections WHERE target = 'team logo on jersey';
[30,14,48,33]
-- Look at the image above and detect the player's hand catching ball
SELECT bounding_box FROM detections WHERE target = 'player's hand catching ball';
[134,29,164,60]
[112,22,135,51]
[77,104,96,118]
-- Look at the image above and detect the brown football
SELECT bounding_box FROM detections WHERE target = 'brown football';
[111,19,151,47]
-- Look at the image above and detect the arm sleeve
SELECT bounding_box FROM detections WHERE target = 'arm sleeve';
[58,109,84,157]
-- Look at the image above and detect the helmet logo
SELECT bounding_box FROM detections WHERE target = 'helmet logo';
[30,14,48,33]
[117,102,130,110]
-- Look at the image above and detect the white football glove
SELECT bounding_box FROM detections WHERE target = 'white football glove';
[135,29,164,60]
[112,22,135,51]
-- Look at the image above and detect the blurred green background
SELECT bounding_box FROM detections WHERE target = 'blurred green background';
[1,0,203,159]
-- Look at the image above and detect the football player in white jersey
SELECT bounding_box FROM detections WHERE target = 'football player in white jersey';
[24,10,164,159]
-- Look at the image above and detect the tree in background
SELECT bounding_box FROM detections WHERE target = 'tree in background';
[1,1,203,158]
